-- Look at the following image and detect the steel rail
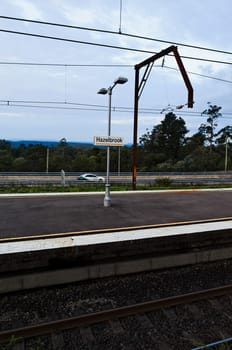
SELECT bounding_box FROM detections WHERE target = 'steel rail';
[1,284,232,344]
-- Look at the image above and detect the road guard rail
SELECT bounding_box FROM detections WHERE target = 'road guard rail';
[0,171,232,185]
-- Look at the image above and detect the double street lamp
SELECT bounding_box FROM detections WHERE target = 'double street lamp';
[98,76,128,207]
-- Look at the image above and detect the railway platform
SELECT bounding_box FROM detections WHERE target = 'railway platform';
[0,188,232,239]
[0,189,231,293]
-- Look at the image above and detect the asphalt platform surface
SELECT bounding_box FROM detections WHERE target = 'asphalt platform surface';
[0,189,231,239]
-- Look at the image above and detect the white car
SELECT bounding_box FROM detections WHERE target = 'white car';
[78,173,105,183]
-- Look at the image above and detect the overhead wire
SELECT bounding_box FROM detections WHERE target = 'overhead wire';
[0,16,231,120]
[0,28,232,66]
[0,28,154,55]
[0,62,133,67]
[0,15,231,95]
[1,99,232,119]
[163,65,232,84]
[0,15,232,56]
[0,61,231,84]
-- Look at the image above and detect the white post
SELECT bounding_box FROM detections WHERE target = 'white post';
[61,169,65,185]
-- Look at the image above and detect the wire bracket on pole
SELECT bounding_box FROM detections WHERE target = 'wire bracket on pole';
[133,45,194,190]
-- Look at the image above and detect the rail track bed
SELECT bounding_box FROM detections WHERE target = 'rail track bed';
[1,259,232,349]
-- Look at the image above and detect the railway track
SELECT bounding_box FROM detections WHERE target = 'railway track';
[1,284,232,349]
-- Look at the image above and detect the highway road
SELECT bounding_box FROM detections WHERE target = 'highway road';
[0,189,231,239]
[0,171,232,185]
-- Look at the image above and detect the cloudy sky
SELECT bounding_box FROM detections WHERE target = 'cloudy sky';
[0,0,231,144]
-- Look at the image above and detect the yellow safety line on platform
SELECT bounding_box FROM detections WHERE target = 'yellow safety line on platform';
[0,217,232,243]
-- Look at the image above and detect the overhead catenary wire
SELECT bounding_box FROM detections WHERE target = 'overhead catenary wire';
[1,16,231,102]
[0,28,232,66]
[0,28,157,54]
[1,16,231,143]
[0,17,231,114]
[1,15,232,57]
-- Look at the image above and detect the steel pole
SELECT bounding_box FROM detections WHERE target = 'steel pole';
[133,68,139,190]
[104,88,112,207]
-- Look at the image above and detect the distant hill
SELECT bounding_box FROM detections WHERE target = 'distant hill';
[8,140,94,148]
[7,140,132,148]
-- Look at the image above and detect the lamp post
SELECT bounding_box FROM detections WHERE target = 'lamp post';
[98,76,128,207]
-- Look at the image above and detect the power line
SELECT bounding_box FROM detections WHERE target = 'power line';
[1,28,232,66]
[1,15,231,56]
[0,28,157,55]
[0,61,132,67]
[0,103,106,112]
[1,99,232,118]
[162,65,232,84]
[0,99,107,108]
[0,60,231,84]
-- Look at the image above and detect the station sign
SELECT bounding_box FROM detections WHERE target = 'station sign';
[94,136,124,147]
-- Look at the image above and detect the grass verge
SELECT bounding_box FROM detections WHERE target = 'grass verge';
[0,183,232,193]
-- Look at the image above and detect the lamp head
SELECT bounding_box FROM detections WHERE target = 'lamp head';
[114,76,128,85]
[97,88,108,95]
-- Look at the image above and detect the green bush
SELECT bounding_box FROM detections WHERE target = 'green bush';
[155,177,172,187]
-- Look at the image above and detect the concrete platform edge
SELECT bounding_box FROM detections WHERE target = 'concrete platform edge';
[1,246,232,294]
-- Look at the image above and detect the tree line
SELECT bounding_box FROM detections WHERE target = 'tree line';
[0,104,231,172]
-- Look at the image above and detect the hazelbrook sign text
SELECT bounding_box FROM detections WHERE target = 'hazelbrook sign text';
[94,136,124,147]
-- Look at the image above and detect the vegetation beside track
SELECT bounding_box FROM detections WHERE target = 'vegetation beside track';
[0,104,231,174]
[0,183,232,193]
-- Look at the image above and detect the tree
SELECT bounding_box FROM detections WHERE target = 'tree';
[199,103,222,150]
[0,139,11,151]
[216,125,232,144]
[185,132,205,150]
[139,112,189,167]
[0,150,13,171]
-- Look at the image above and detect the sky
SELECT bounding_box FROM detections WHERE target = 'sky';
[0,0,231,144]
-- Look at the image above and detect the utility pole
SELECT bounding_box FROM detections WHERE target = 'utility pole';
[46,147,49,173]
